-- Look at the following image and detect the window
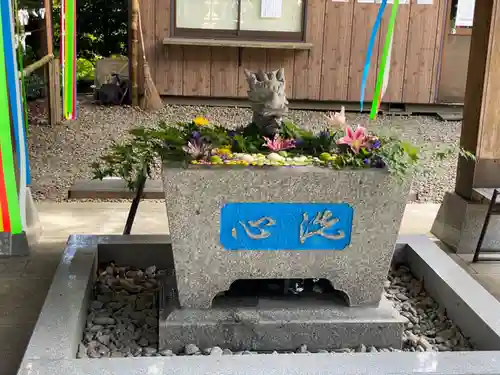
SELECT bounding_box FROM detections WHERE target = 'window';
[173,0,306,41]
[449,0,474,35]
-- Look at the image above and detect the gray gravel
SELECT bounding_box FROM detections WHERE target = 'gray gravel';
[29,99,460,202]
[78,263,472,358]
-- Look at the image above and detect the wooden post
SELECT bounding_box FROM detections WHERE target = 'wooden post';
[455,0,500,198]
[431,0,500,255]
[130,0,139,106]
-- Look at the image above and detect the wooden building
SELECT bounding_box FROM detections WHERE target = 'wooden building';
[140,0,471,105]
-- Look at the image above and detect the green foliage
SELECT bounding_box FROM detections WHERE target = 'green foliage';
[76,57,96,81]
[91,117,477,191]
[52,0,128,60]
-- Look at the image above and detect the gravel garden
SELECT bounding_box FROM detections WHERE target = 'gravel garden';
[77,262,473,359]
[28,99,461,203]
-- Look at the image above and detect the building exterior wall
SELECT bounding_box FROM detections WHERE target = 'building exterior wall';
[141,0,448,104]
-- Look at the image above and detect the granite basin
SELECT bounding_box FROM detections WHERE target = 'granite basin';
[162,164,411,308]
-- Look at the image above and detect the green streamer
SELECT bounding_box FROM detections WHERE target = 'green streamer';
[370,0,400,120]
[63,0,76,119]
[0,13,23,234]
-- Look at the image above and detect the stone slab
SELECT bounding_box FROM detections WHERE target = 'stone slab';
[15,352,500,375]
[16,234,500,375]
[68,179,164,199]
[431,192,500,254]
[158,295,406,352]
[400,235,500,350]
[162,166,410,308]
[0,232,30,257]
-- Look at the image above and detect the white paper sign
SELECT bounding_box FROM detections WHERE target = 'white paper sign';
[375,0,409,3]
[456,0,475,27]
[261,0,282,18]
[416,0,433,4]
[357,0,375,3]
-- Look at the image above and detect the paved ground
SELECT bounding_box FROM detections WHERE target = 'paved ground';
[1,202,499,375]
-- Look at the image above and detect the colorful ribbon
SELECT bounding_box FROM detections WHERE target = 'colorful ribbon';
[370,0,400,120]
[2,0,28,229]
[61,0,77,120]
[0,3,23,235]
[360,0,387,112]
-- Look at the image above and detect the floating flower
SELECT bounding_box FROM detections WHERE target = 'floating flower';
[183,138,210,159]
[212,147,232,159]
[371,138,381,150]
[193,116,209,127]
[325,106,346,128]
[337,126,368,154]
[267,152,285,162]
[263,135,296,152]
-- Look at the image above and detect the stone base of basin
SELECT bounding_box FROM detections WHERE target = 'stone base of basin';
[17,235,500,375]
[0,231,30,256]
[158,294,406,352]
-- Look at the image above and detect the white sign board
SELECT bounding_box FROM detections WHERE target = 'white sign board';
[456,0,475,27]
[261,0,282,18]
[375,0,410,3]
[416,0,433,4]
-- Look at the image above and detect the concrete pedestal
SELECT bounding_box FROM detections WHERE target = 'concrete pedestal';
[431,192,499,254]
[159,292,406,353]
[163,165,410,309]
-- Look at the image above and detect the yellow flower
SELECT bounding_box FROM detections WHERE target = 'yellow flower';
[214,147,232,157]
[193,116,209,126]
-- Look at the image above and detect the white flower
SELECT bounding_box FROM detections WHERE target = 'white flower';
[267,153,284,162]
[18,9,29,26]
[239,154,255,163]
[325,105,346,128]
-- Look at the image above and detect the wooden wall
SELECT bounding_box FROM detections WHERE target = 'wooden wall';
[141,0,448,104]
[438,34,470,103]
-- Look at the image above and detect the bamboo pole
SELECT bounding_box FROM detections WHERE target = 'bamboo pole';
[18,54,54,78]
[130,0,139,106]
[44,0,61,125]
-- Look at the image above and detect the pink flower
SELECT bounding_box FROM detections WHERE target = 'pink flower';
[337,126,368,154]
[263,135,296,152]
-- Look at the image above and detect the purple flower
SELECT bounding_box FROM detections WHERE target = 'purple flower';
[319,130,331,138]
[372,157,385,168]
[363,158,370,165]
[372,139,381,149]
[191,131,201,139]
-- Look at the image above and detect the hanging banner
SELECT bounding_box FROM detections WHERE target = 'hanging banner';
[2,0,28,229]
[0,6,23,235]
[359,0,387,112]
[61,0,77,120]
[370,0,400,120]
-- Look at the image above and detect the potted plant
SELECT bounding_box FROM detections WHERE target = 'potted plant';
[92,69,474,310]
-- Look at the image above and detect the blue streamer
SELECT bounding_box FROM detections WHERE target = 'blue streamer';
[360,0,387,112]
[0,0,30,184]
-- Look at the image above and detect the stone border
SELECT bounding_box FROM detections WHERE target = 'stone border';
[16,234,500,375]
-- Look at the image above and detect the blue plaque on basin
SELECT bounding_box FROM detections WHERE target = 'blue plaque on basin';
[220,203,353,250]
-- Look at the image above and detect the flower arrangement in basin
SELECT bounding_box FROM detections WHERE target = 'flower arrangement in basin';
[91,108,474,190]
